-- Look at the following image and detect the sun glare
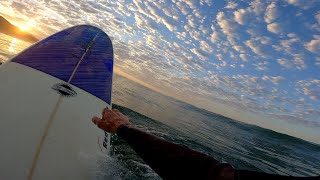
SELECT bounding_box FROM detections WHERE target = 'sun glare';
[18,20,35,32]
[19,25,31,32]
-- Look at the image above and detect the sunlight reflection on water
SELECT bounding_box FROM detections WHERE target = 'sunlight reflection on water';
[0,33,30,62]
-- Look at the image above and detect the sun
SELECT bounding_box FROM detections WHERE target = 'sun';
[18,20,35,32]
[19,25,31,32]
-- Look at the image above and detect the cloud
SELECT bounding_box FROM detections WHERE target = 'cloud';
[131,0,178,33]
[132,0,150,16]
[160,16,177,31]
[216,12,236,37]
[11,1,28,11]
[277,55,307,70]
[216,54,223,61]
[311,12,320,31]
[145,2,162,19]
[285,0,318,10]
[279,37,300,53]
[225,2,238,9]
[184,0,197,9]
[257,36,272,45]
[305,39,320,54]
[216,11,246,53]
[210,31,219,43]
[189,30,201,41]
[232,44,246,53]
[162,5,180,20]
[267,22,281,34]
[245,39,267,57]
[292,54,307,70]
[193,9,204,20]
[297,80,320,101]
[187,14,197,28]
[277,58,292,69]
[176,1,189,15]
[199,25,209,35]
[303,88,320,101]
[254,61,269,70]
[316,57,320,67]
[134,13,158,32]
[191,48,208,61]
[234,9,250,25]
[249,0,267,15]
[262,75,284,85]
[315,12,320,24]
[264,2,279,24]
[200,40,213,53]
[200,0,212,7]
[239,54,249,62]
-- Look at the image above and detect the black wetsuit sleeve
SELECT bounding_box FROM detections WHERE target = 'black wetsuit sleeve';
[117,125,320,180]
[117,125,219,180]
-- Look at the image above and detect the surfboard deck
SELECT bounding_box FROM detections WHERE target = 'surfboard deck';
[0,25,113,179]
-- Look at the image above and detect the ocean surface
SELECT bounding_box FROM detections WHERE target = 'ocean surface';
[1,33,319,179]
[0,33,30,64]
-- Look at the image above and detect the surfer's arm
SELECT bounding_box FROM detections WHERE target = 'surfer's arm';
[92,108,233,180]
[116,124,225,180]
[92,109,319,180]
[118,126,320,180]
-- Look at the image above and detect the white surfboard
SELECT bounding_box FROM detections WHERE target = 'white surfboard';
[0,25,113,179]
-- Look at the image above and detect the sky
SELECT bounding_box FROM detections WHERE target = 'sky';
[0,0,319,144]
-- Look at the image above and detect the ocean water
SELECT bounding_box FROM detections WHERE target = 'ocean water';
[1,33,319,179]
[111,75,320,178]
[0,33,30,64]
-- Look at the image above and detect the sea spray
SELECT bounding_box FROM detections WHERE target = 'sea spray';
[78,151,137,180]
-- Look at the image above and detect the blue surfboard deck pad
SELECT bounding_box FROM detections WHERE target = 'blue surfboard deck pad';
[12,25,113,104]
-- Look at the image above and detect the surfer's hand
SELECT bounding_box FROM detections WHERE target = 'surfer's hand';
[92,108,131,134]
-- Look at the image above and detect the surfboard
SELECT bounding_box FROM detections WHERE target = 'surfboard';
[0,25,113,179]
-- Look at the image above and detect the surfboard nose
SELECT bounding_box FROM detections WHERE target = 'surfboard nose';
[12,25,113,104]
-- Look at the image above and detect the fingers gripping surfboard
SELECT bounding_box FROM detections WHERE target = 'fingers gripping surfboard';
[0,25,113,179]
